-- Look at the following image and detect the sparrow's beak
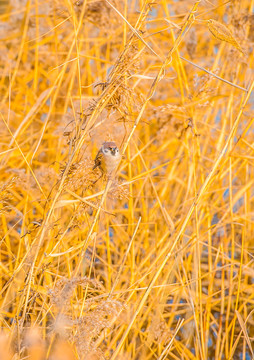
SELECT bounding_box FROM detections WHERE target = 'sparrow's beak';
[111,148,116,155]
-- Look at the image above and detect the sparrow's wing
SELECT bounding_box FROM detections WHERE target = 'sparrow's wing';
[93,150,103,170]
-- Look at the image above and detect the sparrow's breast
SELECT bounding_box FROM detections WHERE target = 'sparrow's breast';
[104,154,121,174]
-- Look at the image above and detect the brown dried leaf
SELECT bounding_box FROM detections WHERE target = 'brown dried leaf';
[207,19,244,53]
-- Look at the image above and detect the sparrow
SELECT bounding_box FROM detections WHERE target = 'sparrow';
[93,141,121,177]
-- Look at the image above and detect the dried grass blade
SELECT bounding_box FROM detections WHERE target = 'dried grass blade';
[179,56,247,92]
[66,189,115,216]
[9,87,56,146]
[27,16,72,43]
[109,217,141,297]
[0,113,46,197]
[157,318,185,360]
[105,0,161,60]
[229,309,254,358]
[235,310,254,358]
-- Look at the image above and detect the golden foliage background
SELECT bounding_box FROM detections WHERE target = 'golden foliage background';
[0,0,254,359]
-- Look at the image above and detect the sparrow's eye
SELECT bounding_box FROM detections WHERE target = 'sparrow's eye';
[104,149,109,153]
[115,149,119,152]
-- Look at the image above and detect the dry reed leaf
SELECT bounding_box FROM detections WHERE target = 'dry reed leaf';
[235,310,254,358]
[207,19,244,53]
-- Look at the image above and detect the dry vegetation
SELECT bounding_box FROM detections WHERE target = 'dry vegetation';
[0,0,254,359]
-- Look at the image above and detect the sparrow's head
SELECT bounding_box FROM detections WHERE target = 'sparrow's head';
[102,141,120,156]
